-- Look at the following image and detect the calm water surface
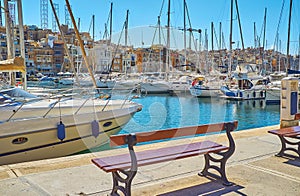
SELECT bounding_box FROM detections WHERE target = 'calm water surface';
[84,94,280,153]
[121,95,280,134]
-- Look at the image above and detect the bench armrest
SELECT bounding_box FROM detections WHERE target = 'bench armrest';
[224,122,237,157]
[126,134,138,172]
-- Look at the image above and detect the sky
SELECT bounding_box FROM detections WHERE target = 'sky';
[19,0,300,54]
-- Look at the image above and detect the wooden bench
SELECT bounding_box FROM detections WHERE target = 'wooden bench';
[92,121,238,196]
[268,127,300,158]
[268,113,300,157]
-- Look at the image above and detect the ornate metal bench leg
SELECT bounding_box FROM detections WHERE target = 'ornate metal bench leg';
[198,153,232,186]
[111,172,119,195]
[111,170,137,196]
[198,122,236,186]
[275,135,300,158]
[275,135,287,157]
[199,154,210,176]
[220,159,232,186]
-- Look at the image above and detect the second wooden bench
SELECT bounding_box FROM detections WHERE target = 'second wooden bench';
[92,121,238,196]
[268,126,300,157]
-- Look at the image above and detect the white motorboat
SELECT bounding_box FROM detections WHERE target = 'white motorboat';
[141,79,170,94]
[220,77,267,101]
[265,81,281,105]
[220,64,267,101]
[189,75,221,98]
[0,87,138,122]
[169,75,192,94]
[0,87,142,165]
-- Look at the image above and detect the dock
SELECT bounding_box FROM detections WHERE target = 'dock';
[0,125,299,195]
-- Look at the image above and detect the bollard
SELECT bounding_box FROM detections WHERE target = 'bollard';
[280,77,299,128]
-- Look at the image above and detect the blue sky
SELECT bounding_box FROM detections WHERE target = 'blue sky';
[20,0,300,53]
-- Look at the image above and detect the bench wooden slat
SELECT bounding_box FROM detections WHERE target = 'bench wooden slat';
[268,126,300,137]
[96,145,228,172]
[284,131,300,137]
[92,141,221,169]
[110,121,238,147]
[93,141,222,169]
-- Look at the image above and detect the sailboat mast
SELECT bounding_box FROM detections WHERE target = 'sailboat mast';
[286,0,293,73]
[234,0,244,50]
[166,0,170,80]
[211,22,214,52]
[109,2,113,43]
[78,18,80,32]
[219,22,222,50]
[262,8,267,75]
[50,0,80,86]
[125,9,129,47]
[4,0,14,86]
[262,8,267,50]
[65,0,97,87]
[211,22,214,73]
[4,0,13,59]
[17,0,27,89]
[254,22,256,48]
[219,22,222,66]
[158,16,161,45]
[183,0,187,66]
[229,0,233,74]
[92,15,95,42]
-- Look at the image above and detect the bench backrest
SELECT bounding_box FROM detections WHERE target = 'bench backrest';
[110,121,238,147]
[295,113,300,120]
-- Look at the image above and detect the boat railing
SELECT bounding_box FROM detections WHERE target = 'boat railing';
[42,96,63,118]
[5,87,137,122]
[6,97,42,122]
[74,95,93,114]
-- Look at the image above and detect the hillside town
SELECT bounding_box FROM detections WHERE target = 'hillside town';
[0,23,299,80]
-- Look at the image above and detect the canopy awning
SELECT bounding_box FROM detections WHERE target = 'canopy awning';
[0,57,25,73]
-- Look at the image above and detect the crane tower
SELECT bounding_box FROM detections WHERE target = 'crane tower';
[40,0,48,29]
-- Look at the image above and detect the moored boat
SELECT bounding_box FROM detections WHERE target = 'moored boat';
[0,87,142,165]
[0,103,141,165]
[189,75,221,98]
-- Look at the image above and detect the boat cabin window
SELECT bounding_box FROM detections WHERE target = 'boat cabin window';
[238,80,253,90]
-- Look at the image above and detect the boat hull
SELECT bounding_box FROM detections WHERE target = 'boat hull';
[220,86,266,100]
[0,104,141,165]
[189,86,220,97]
[265,88,281,105]
[141,81,170,94]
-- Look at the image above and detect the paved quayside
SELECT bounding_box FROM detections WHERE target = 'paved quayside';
[0,125,300,195]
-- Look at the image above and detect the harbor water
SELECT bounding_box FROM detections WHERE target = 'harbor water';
[121,95,280,133]
[86,93,280,152]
